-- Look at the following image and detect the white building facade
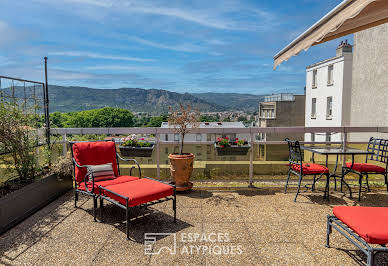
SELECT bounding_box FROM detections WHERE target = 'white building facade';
[305,41,353,142]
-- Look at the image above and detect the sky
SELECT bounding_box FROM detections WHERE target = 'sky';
[0,0,352,95]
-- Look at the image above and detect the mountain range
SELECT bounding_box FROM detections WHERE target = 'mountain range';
[3,85,265,113]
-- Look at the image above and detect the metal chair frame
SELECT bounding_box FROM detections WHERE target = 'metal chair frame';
[342,137,388,201]
[98,177,176,240]
[284,138,329,201]
[327,215,388,266]
[70,140,141,220]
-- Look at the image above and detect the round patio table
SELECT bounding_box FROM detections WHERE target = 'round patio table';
[300,146,374,200]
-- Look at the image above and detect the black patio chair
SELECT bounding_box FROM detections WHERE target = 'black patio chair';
[284,138,329,201]
[342,137,388,201]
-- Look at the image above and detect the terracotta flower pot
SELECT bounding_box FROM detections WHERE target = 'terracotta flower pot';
[168,153,195,191]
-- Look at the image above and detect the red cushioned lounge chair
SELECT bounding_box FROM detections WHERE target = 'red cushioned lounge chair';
[342,137,388,201]
[70,141,141,220]
[284,138,330,201]
[327,206,388,266]
[70,141,176,239]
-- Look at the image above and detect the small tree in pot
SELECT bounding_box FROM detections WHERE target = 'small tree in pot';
[168,104,199,191]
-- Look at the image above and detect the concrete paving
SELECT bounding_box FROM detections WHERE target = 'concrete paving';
[1,186,388,265]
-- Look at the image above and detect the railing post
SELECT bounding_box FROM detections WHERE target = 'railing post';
[249,132,254,187]
[156,131,160,179]
[342,130,348,166]
[62,133,67,156]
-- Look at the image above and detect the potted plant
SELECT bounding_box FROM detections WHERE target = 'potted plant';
[119,134,154,157]
[168,104,200,191]
[215,137,251,156]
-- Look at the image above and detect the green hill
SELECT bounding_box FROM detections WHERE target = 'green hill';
[193,92,265,112]
[2,85,265,113]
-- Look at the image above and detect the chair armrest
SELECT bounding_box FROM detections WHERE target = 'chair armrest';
[72,158,94,193]
[116,153,142,178]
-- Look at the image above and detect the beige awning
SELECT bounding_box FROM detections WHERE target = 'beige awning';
[273,0,388,69]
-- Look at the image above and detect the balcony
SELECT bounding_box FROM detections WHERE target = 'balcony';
[1,126,388,265]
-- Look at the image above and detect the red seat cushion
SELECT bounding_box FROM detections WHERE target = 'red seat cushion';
[333,206,388,244]
[78,176,139,193]
[72,141,119,183]
[291,163,329,174]
[345,162,386,173]
[102,178,174,207]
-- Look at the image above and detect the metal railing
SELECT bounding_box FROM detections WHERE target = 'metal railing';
[49,126,388,185]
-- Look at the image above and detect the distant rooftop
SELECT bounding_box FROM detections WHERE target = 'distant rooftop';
[306,40,353,69]
[161,121,246,128]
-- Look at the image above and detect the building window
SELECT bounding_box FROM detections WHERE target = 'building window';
[312,70,317,88]
[311,98,316,119]
[207,134,211,141]
[165,134,168,141]
[326,96,333,119]
[311,133,315,142]
[327,65,334,85]
[326,133,331,142]
[196,134,201,141]
[174,134,179,141]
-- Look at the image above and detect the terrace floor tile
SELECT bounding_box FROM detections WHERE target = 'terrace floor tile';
[1,187,387,265]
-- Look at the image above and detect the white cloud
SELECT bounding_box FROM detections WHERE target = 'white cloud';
[84,64,175,74]
[40,0,275,31]
[0,20,31,47]
[48,51,154,62]
[128,36,201,53]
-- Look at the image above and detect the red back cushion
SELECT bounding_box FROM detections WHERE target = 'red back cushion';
[72,142,119,183]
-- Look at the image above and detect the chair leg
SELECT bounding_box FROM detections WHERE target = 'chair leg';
[173,190,177,223]
[74,190,78,208]
[100,196,104,222]
[324,174,330,200]
[126,207,129,240]
[312,175,316,192]
[333,177,337,191]
[365,174,371,192]
[126,200,130,240]
[294,174,303,202]
[340,169,344,193]
[367,250,374,266]
[385,173,388,192]
[285,169,291,193]
[93,196,97,221]
[358,174,363,201]
[326,215,332,248]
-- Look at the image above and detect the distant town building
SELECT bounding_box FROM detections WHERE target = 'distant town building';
[257,93,305,160]
[160,121,249,143]
[305,41,353,142]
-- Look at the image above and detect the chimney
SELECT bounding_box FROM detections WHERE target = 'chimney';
[336,39,352,56]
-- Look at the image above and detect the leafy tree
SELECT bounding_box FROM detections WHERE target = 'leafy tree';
[146,114,168,127]
[51,107,135,128]
[50,112,65,128]
[200,115,217,122]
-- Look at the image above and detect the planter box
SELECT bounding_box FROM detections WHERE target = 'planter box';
[215,144,251,156]
[119,145,154,157]
[0,174,73,235]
